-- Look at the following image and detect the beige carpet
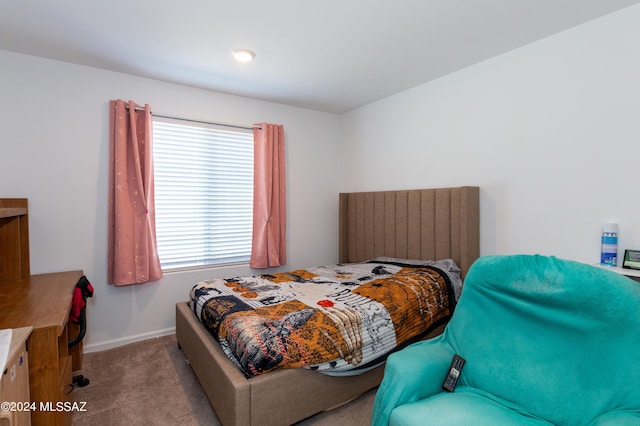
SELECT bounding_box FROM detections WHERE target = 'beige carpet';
[71,334,376,426]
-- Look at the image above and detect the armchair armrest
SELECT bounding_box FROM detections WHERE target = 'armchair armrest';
[372,335,454,426]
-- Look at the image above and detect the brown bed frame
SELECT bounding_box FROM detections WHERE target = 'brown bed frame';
[176,186,480,425]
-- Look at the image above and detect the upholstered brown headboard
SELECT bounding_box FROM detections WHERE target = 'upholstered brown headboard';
[339,186,480,278]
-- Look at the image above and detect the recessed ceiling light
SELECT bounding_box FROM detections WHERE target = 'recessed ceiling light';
[232,49,255,63]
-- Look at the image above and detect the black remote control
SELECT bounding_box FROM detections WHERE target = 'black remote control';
[442,354,465,392]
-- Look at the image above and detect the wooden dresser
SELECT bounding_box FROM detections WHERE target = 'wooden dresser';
[1,326,33,426]
[0,199,85,426]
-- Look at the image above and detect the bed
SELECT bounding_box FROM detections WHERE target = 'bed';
[176,186,480,425]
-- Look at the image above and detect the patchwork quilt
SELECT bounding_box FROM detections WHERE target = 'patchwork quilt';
[189,258,461,378]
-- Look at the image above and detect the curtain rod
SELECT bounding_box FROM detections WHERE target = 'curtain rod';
[154,114,259,131]
[122,104,258,131]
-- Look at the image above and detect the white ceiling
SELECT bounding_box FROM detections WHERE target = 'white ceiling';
[2,0,639,114]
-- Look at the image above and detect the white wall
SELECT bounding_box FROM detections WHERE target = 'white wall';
[0,50,342,351]
[341,5,640,264]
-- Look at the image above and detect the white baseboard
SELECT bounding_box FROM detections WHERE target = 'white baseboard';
[83,327,176,353]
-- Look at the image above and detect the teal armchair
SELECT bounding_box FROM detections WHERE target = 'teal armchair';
[372,255,640,425]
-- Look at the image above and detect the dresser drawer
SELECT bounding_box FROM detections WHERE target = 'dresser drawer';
[0,327,32,426]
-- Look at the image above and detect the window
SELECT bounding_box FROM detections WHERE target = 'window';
[152,117,253,271]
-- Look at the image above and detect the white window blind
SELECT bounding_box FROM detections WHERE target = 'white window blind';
[152,117,253,271]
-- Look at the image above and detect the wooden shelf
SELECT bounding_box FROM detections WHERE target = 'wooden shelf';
[0,207,28,219]
[0,198,30,283]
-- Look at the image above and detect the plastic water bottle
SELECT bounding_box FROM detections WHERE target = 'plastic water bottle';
[600,223,618,267]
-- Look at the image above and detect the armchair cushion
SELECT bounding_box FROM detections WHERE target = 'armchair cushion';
[372,255,640,425]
